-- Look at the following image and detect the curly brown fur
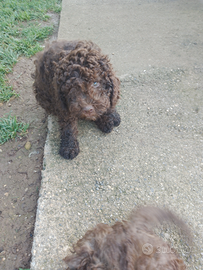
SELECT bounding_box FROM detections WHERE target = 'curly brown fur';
[33,40,120,159]
[64,206,191,270]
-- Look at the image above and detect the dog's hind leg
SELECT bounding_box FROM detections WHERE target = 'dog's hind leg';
[95,110,121,133]
[59,118,79,159]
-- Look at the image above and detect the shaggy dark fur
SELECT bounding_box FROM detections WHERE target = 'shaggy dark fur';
[33,40,120,159]
[64,206,190,270]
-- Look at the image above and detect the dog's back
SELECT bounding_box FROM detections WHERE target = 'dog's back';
[128,206,190,236]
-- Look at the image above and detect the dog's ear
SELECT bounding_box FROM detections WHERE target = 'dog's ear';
[52,61,72,114]
[64,251,104,270]
[109,75,120,108]
[63,249,92,270]
[98,56,120,108]
[63,239,105,270]
[63,242,104,270]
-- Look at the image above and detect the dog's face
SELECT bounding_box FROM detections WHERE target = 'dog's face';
[64,77,112,121]
[54,43,120,120]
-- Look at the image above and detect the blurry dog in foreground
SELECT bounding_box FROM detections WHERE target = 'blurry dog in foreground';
[64,206,191,270]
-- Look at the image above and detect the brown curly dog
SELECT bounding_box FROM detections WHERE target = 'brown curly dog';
[33,40,120,159]
[64,206,190,270]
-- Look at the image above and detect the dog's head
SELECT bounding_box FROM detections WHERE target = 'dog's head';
[63,222,133,270]
[54,41,120,120]
[64,223,112,270]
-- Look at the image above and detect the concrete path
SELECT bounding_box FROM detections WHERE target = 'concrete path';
[31,1,203,269]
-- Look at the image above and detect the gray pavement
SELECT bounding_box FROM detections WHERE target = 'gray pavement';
[31,1,203,269]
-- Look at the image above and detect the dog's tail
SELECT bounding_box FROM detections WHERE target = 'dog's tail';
[128,205,192,242]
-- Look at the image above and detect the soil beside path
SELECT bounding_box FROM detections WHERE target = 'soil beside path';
[0,14,60,270]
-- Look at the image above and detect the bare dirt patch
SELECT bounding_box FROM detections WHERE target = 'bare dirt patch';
[0,14,59,270]
[0,57,47,270]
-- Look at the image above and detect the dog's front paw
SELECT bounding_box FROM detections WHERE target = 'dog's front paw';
[112,111,121,127]
[95,111,121,133]
[59,140,79,160]
[96,120,114,133]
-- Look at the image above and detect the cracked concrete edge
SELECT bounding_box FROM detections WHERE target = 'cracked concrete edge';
[30,115,54,270]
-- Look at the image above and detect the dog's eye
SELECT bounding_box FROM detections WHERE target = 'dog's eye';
[93,82,99,87]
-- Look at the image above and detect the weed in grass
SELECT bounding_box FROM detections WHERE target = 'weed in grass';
[0,82,18,102]
[0,114,29,145]
[0,0,62,102]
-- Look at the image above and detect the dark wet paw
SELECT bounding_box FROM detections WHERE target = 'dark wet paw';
[95,118,114,133]
[59,140,79,160]
[100,122,114,133]
[95,111,121,133]
[112,112,121,127]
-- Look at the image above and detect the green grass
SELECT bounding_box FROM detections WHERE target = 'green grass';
[0,114,29,145]
[0,0,61,102]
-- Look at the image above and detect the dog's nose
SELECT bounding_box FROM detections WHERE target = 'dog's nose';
[84,105,94,113]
